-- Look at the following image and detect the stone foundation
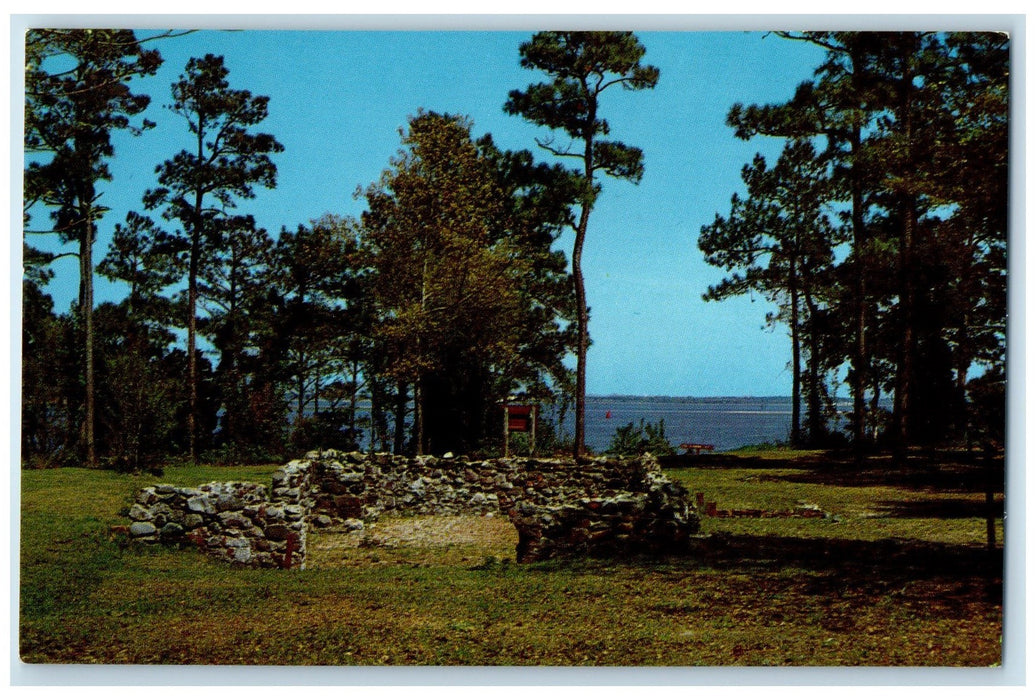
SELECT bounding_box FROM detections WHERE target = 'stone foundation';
[126,451,700,568]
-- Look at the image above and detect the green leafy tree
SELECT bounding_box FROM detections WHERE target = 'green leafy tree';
[504,31,659,458]
[272,216,369,451]
[96,212,186,467]
[728,32,889,454]
[92,301,181,471]
[21,277,77,464]
[726,31,1007,456]
[144,53,283,461]
[98,211,184,327]
[926,33,1008,446]
[24,29,164,466]
[197,216,280,452]
[699,139,843,446]
[359,111,577,455]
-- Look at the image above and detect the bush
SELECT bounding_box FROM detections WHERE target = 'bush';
[289,411,362,454]
[605,418,675,456]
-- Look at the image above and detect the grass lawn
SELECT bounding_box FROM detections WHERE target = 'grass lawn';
[18,452,1003,666]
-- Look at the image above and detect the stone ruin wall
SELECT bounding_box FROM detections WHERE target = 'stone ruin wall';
[126,451,701,568]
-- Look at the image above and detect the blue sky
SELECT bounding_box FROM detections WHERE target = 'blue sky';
[27,27,835,397]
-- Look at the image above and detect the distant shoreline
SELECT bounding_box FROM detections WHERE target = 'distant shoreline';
[587,394,848,402]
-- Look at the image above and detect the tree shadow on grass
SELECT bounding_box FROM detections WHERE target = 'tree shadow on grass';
[685,532,1002,592]
[662,450,1005,494]
[870,497,1004,519]
[771,464,1004,494]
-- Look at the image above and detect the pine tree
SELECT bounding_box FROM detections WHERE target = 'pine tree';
[504,31,659,458]
[144,54,283,461]
[24,29,164,466]
[699,139,842,446]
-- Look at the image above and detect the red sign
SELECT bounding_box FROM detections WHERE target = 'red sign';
[506,405,533,432]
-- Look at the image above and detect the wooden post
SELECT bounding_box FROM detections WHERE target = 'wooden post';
[985,444,997,550]
[531,405,537,456]
[503,404,510,457]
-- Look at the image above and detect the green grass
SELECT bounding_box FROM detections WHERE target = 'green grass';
[722,444,823,459]
[666,465,1004,544]
[19,455,1003,666]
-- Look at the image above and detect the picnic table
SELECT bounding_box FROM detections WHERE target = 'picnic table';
[679,442,715,455]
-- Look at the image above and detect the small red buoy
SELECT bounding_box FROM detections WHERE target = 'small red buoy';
[605,410,611,419]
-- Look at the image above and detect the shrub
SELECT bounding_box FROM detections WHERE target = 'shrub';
[605,418,675,456]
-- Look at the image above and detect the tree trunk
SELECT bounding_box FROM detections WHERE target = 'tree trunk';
[187,231,199,462]
[186,118,206,464]
[892,47,919,468]
[892,193,918,465]
[572,209,590,460]
[414,378,425,455]
[803,288,824,444]
[296,351,306,427]
[571,112,596,460]
[80,206,96,467]
[348,361,359,446]
[393,381,408,454]
[850,122,869,460]
[789,259,802,447]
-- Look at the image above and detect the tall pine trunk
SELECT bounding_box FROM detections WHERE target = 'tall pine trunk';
[803,289,825,444]
[789,260,802,447]
[572,203,590,460]
[79,204,96,467]
[850,122,869,461]
[186,121,206,464]
[571,116,596,461]
[414,378,425,456]
[892,45,919,468]
[393,381,408,455]
[893,194,918,465]
[187,232,199,462]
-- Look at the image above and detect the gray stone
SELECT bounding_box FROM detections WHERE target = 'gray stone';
[151,502,174,520]
[160,522,185,538]
[312,514,333,528]
[129,521,157,537]
[265,524,292,541]
[128,503,152,521]
[219,512,252,529]
[186,496,216,515]
[216,495,244,512]
[343,518,364,531]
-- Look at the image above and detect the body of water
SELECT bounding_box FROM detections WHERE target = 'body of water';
[304,395,856,454]
[565,395,851,453]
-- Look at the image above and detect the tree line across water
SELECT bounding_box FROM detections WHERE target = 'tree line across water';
[22,30,1006,470]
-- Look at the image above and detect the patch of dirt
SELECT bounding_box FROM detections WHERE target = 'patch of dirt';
[362,514,517,549]
[307,514,519,567]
